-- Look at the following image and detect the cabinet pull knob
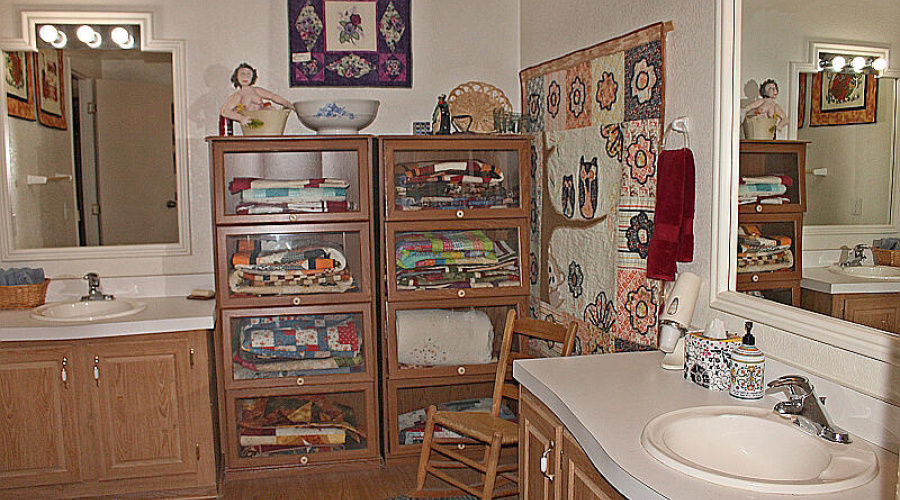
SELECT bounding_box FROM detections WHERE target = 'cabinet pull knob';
[755,204,763,213]
[93,356,100,386]
[457,290,466,298]
[61,357,69,389]
[457,366,466,375]
[296,377,305,386]
[299,455,309,465]
[456,210,465,219]
[293,297,302,305]
[540,440,555,481]
[289,214,298,222]
[751,274,760,283]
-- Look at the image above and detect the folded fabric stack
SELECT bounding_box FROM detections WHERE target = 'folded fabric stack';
[394,160,517,211]
[229,238,356,296]
[397,398,515,445]
[237,396,365,457]
[395,230,520,290]
[738,175,793,205]
[229,177,354,214]
[233,314,364,379]
[737,224,794,273]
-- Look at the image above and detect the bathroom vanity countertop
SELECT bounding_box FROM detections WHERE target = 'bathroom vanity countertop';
[802,266,900,294]
[0,296,215,341]
[513,351,899,499]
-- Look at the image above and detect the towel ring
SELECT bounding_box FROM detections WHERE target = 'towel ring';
[661,116,690,150]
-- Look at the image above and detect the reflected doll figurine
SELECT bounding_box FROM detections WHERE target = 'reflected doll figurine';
[743,78,787,133]
[220,62,292,126]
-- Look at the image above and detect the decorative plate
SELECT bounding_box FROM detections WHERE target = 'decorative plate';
[447,81,512,133]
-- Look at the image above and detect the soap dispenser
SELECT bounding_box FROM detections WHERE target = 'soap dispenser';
[730,321,765,399]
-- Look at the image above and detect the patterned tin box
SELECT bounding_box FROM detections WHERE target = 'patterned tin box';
[683,331,742,391]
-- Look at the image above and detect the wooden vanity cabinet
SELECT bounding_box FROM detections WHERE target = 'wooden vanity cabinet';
[0,331,216,499]
[801,289,900,333]
[520,388,625,500]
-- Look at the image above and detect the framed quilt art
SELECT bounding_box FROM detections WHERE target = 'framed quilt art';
[34,49,66,130]
[289,0,411,87]
[810,71,876,126]
[5,51,35,121]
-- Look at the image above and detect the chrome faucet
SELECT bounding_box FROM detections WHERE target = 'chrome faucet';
[838,244,869,267]
[767,375,851,443]
[81,273,115,301]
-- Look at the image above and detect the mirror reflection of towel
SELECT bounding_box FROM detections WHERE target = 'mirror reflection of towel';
[647,148,695,281]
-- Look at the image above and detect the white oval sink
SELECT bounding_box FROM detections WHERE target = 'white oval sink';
[31,299,146,323]
[827,265,900,280]
[641,406,878,494]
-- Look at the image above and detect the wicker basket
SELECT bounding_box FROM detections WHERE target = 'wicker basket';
[873,248,900,267]
[0,279,50,309]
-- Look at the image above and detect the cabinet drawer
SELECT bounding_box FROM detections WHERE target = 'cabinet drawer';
[221,304,375,389]
[736,214,802,285]
[216,223,372,308]
[384,378,497,457]
[224,384,379,470]
[210,136,372,225]
[384,297,525,379]
[385,219,529,301]
[381,136,529,221]
[738,140,806,214]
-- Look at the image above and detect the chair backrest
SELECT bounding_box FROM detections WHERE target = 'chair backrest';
[490,309,578,417]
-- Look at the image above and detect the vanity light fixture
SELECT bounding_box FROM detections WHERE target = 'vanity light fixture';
[818,53,890,77]
[110,26,134,49]
[38,24,67,48]
[75,25,101,48]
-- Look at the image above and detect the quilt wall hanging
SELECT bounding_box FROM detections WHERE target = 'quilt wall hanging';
[520,22,671,354]
[289,0,411,87]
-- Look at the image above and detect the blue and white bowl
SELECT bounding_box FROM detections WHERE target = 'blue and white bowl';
[293,99,380,134]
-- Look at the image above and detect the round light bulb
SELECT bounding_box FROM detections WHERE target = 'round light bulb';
[76,25,101,48]
[872,58,888,72]
[831,56,846,71]
[110,27,133,48]
[851,56,867,72]
[38,25,59,43]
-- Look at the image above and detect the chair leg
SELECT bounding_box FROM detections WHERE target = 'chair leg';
[413,405,439,493]
[481,432,504,500]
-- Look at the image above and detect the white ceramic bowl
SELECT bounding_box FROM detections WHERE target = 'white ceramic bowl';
[239,108,292,136]
[293,99,380,134]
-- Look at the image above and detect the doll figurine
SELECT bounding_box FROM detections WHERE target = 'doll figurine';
[220,62,292,126]
[743,79,787,132]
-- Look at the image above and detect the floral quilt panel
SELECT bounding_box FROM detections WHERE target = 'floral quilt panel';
[289,0,411,87]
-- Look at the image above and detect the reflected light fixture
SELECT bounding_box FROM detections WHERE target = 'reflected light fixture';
[75,25,101,48]
[818,53,890,77]
[851,56,867,72]
[110,26,134,49]
[830,55,847,71]
[38,24,67,48]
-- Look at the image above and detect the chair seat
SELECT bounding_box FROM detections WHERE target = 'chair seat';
[433,411,519,445]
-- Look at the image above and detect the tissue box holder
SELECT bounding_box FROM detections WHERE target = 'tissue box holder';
[683,332,741,391]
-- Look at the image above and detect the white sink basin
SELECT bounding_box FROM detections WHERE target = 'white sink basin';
[827,265,900,280]
[641,406,878,494]
[31,299,146,323]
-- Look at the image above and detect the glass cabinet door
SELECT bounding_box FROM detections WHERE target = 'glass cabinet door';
[216,223,372,308]
[222,304,374,388]
[736,213,802,285]
[381,136,529,221]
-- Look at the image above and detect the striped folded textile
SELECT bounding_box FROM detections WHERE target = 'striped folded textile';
[229,177,350,194]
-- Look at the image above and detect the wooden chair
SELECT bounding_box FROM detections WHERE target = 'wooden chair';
[408,309,578,499]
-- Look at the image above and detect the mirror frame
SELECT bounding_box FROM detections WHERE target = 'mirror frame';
[0,11,190,260]
[787,42,900,248]
[712,0,899,365]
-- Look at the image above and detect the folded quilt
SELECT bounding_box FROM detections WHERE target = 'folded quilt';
[239,314,361,360]
[229,268,356,295]
[738,249,794,273]
[229,177,350,194]
[394,160,515,211]
[235,201,354,214]
[232,240,347,272]
[738,183,788,197]
[740,175,793,186]
[397,230,495,253]
[241,187,347,202]
[399,160,503,180]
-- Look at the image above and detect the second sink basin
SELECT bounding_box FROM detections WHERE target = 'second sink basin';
[641,405,877,494]
[827,265,900,280]
[31,299,146,322]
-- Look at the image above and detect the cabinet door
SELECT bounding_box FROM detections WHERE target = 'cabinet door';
[843,295,900,333]
[520,389,562,500]
[87,334,197,481]
[0,344,81,489]
[560,430,625,500]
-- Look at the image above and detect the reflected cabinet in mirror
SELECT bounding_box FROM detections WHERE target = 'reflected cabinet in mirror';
[0,12,189,260]
[712,0,899,365]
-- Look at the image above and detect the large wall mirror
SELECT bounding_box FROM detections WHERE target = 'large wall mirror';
[712,0,899,365]
[0,11,190,262]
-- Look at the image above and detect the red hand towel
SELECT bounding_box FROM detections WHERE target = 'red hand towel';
[647,148,695,281]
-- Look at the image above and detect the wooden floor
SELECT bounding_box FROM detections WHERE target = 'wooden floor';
[221,463,420,500]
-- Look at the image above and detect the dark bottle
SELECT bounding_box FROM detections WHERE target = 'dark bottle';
[434,94,451,135]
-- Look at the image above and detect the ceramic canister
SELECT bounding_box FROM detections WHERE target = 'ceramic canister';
[730,341,765,399]
[683,332,742,391]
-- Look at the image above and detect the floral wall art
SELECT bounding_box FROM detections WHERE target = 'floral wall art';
[5,51,35,121]
[520,23,670,354]
[289,0,411,87]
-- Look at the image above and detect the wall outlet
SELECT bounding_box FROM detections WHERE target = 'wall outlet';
[852,198,863,216]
